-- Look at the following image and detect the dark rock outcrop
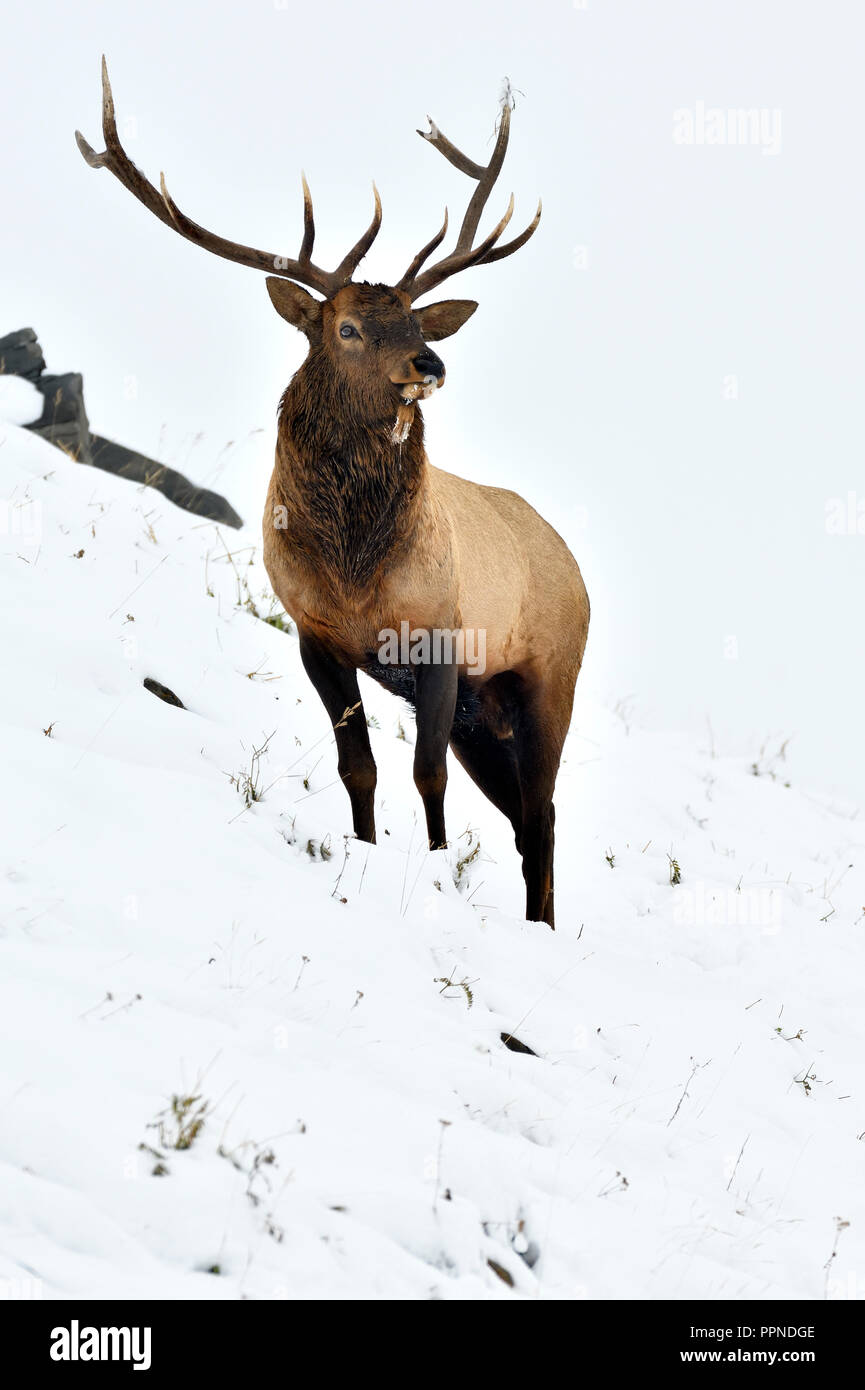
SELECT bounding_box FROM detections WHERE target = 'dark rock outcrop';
[0,326,45,380]
[0,328,243,529]
[89,436,243,527]
[29,370,95,466]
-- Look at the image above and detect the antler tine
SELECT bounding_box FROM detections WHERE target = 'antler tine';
[416,117,485,180]
[74,56,176,228]
[332,183,383,286]
[154,171,331,293]
[396,208,449,289]
[75,58,369,299]
[452,101,511,253]
[408,194,516,301]
[299,172,315,263]
[476,197,542,265]
[403,93,541,302]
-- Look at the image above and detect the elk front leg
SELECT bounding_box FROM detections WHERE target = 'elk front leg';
[298,632,377,843]
[412,659,458,850]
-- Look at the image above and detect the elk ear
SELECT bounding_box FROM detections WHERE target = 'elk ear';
[266,278,323,338]
[414,299,478,341]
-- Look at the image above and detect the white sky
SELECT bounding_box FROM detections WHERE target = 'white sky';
[2,0,863,804]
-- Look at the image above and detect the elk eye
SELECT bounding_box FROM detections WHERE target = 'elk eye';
[339,324,357,339]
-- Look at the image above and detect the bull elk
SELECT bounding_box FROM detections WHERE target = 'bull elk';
[76,61,590,926]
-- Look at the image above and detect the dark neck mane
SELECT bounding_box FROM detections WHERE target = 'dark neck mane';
[275,350,427,594]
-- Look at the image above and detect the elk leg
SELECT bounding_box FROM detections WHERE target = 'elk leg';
[518,798,555,927]
[412,660,458,850]
[455,710,556,924]
[514,700,562,928]
[449,722,523,851]
[298,631,377,843]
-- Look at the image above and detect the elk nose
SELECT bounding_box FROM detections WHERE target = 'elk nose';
[413,350,444,379]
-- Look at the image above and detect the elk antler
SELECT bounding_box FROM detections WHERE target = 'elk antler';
[75,57,382,298]
[398,94,542,301]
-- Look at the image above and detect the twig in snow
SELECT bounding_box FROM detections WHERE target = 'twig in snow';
[432,1119,451,1215]
[667,1057,709,1127]
[331,837,351,902]
[823,1216,850,1299]
[598,1170,629,1198]
[726,1135,750,1192]
[399,824,416,915]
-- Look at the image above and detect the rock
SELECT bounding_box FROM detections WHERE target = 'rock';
[90,436,243,528]
[0,327,243,528]
[143,678,186,709]
[28,371,93,465]
[0,327,46,381]
[500,1031,537,1056]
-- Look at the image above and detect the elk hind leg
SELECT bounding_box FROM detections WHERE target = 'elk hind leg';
[448,721,523,852]
[514,703,563,928]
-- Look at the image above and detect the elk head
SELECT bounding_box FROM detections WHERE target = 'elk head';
[266,280,474,434]
[75,60,542,436]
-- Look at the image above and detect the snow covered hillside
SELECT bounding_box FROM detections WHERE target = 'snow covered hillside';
[1,412,864,1302]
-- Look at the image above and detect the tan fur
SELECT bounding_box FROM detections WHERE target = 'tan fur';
[264,462,589,706]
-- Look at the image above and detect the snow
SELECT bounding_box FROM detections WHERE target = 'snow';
[1,415,864,1302]
[0,375,43,427]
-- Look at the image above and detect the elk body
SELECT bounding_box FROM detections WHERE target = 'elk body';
[77,63,589,926]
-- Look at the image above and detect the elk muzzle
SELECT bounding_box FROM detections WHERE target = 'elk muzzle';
[390,348,446,402]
